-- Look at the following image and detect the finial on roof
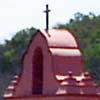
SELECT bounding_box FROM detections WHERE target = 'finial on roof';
[44,4,51,32]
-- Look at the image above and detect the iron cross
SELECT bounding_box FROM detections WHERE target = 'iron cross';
[44,4,51,31]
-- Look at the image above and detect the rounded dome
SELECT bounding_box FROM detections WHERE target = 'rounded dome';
[41,29,78,48]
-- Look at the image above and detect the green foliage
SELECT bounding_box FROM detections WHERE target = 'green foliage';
[0,27,36,74]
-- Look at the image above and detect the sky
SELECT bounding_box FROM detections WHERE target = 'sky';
[0,0,100,43]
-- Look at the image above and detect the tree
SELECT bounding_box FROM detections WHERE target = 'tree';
[0,27,36,74]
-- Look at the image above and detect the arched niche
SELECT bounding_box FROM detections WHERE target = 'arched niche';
[32,47,43,95]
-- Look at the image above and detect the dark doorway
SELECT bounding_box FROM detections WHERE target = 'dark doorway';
[32,48,43,94]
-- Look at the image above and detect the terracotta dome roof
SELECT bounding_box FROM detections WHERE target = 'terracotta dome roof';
[41,29,78,48]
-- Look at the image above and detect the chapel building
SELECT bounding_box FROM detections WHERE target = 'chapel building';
[4,29,100,100]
